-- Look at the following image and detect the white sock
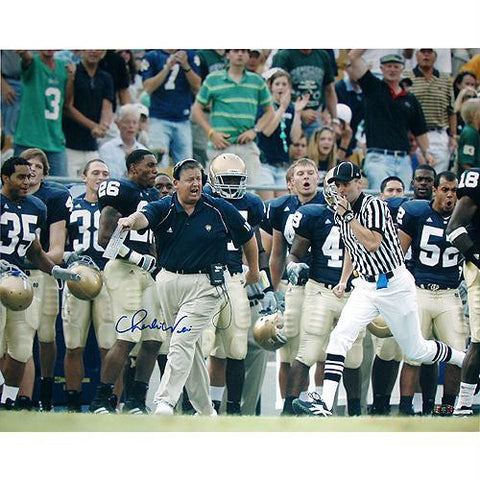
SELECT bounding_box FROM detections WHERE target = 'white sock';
[210,386,225,402]
[299,391,309,401]
[0,369,4,387]
[315,385,323,397]
[1,385,19,404]
[413,392,422,413]
[457,382,475,408]
[322,379,338,411]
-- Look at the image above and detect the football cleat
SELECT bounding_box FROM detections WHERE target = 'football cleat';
[89,394,117,415]
[433,404,454,416]
[453,405,474,416]
[123,398,149,415]
[0,398,16,410]
[154,400,174,415]
[292,392,332,417]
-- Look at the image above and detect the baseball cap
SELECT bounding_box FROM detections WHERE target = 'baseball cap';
[336,103,352,124]
[327,162,362,183]
[136,103,149,118]
[380,54,405,65]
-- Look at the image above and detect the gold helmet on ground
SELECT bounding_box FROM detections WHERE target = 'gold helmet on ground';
[209,153,248,199]
[253,310,287,351]
[0,267,34,311]
[66,256,102,300]
[367,317,393,338]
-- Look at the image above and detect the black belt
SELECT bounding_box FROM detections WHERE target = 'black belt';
[367,148,408,157]
[418,283,453,291]
[426,127,446,132]
[362,271,394,283]
[165,267,210,275]
[316,280,352,293]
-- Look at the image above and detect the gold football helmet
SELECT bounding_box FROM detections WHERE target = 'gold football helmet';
[66,256,102,301]
[253,310,287,351]
[367,317,393,338]
[0,268,34,311]
[323,167,339,209]
[209,153,248,199]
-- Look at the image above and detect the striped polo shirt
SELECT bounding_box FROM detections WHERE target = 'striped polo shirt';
[195,69,272,144]
[403,66,454,129]
[335,193,404,277]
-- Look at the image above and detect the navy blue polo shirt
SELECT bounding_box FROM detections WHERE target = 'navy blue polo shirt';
[141,193,254,272]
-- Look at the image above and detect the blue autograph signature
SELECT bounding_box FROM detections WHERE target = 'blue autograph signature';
[115,309,192,334]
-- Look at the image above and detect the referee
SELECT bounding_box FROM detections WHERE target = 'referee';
[118,158,260,416]
[293,162,465,416]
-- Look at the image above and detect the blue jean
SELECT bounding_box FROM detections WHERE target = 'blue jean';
[14,145,68,177]
[363,150,412,191]
[149,117,193,166]
[1,79,21,137]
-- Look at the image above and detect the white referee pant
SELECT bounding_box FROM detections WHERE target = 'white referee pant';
[326,265,464,367]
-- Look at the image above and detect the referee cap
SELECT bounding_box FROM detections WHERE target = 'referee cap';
[328,162,361,183]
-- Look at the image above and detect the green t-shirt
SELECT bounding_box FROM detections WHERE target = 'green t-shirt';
[458,123,480,170]
[196,69,272,145]
[196,50,226,80]
[14,55,68,152]
[272,49,334,110]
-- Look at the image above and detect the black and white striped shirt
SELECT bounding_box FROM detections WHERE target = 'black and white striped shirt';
[335,193,404,277]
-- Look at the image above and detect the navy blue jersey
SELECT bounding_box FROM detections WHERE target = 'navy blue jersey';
[141,50,200,121]
[457,168,480,253]
[384,196,410,224]
[142,193,254,272]
[67,194,106,269]
[260,199,273,235]
[32,181,73,252]
[1,193,47,269]
[269,191,325,265]
[398,199,461,288]
[203,185,265,274]
[98,178,160,256]
[294,204,344,285]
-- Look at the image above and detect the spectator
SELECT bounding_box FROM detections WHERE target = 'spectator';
[117,49,143,102]
[454,86,478,136]
[13,50,74,177]
[461,53,480,81]
[257,69,309,199]
[192,49,274,185]
[98,103,147,179]
[246,49,267,75]
[453,70,477,100]
[379,176,405,198]
[457,98,480,173]
[1,51,21,146]
[191,49,226,167]
[141,49,201,167]
[272,49,338,138]
[289,133,308,162]
[404,49,457,173]
[346,50,432,191]
[63,50,114,178]
[307,126,338,181]
[335,75,365,157]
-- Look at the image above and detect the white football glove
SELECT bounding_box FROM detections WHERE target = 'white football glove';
[274,290,286,313]
[135,254,157,273]
[286,261,310,285]
[62,248,85,265]
[260,290,277,312]
[51,265,81,282]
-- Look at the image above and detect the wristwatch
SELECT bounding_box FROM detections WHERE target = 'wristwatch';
[342,211,355,223]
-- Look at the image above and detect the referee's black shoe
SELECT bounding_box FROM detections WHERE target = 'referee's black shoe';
[292,392,332,417]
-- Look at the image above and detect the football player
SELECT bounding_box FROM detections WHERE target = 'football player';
[88,149,164,414]
[446,167,480,415]
[397,171,466,416]
[200,153,266,414]
[268,157,323,399]
[282,168,364,416]
[154,173,174,198]
[0,156,79,409]
[62,159,114,412]
[18,148,73,411]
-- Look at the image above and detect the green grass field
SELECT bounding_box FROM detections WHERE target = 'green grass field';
[0,411,478,432]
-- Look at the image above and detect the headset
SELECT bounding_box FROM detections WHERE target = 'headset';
[173,158,208,186]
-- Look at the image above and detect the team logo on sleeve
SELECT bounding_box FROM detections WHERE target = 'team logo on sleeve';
[205,224,212,232]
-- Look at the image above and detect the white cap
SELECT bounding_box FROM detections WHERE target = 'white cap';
[337,103,352,124]
[136,103,149,117]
